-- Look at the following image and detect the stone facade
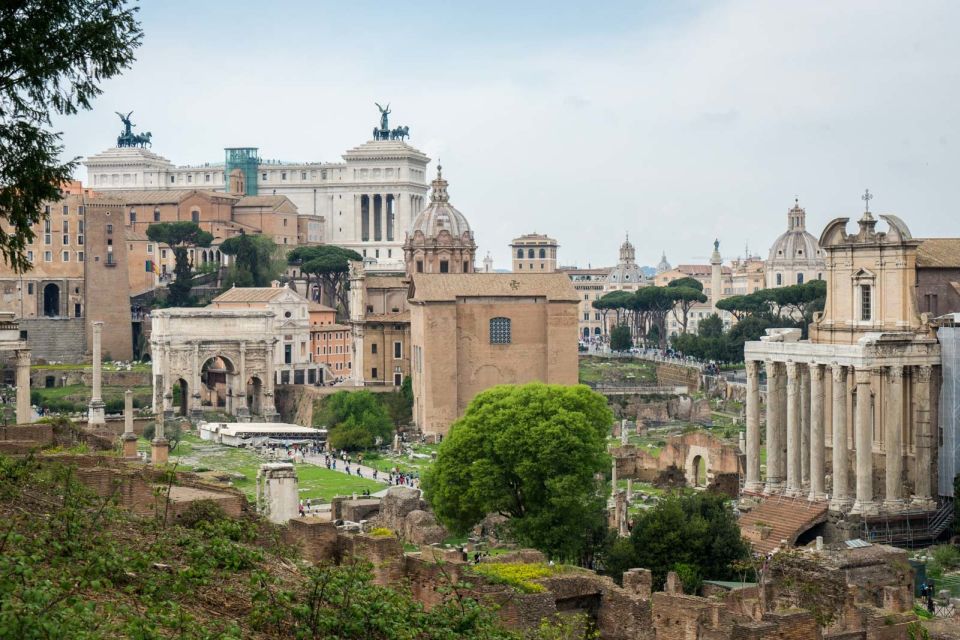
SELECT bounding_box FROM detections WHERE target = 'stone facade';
[510,233,558,273]
[84,199,134,361]
[408,273,580,435]
[744,210,943,516]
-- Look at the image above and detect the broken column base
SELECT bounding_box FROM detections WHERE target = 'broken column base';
[87,399,106,426]
[151,438,170,465]
[121,432,139,459]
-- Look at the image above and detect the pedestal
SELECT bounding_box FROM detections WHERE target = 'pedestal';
[87,399,106,426]
[151,438,170,466]
[122,432,139,460]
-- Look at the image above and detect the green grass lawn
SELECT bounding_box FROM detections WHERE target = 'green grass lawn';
[578,356,657,386]
[295,466,382,501]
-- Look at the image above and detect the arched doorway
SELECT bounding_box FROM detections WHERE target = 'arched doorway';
[582,327,589,338]
[43,283,60,317]
[691,455,706,488]
[200,356,235,409]
[247,376,263,416]
[175,378,189,416]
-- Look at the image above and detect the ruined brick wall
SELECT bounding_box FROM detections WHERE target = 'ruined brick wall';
[0,423,54,449]
[656,363,701,391]
[283,518,340,564]
[339,533,405,585]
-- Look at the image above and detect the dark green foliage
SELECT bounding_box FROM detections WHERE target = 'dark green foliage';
[143,420,184,452]
[220,232,283,288]
[697,313,724,338]
[380,377,414,427]
[604,493,750,592]
[667,277,704,292]
[317,390,394,451]
[423,383,612,563]
[288,245,363,314]
[610,324,633,351]
[146,222,214,306]
[0,0,142,272]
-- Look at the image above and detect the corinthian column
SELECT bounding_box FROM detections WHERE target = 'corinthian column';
[800,365,811,492]
[786,362,802,497]
[851,368,878,515]
[808,363,826,501]
[882,366,905,510]
[764,360,784,493]
[88,321,105,425]
[913,365,935,508]
[744,360,763,492]
[830,364,851,511]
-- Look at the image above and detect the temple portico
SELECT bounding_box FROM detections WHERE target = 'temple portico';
[744,329,940,515]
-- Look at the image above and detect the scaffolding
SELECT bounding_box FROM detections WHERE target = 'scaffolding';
[938,324,959,498]
[224,147,260,196]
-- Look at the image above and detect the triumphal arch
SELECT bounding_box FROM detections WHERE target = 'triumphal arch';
[150,308,279,421]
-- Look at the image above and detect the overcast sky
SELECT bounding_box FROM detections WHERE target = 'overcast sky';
[55,0,960,270]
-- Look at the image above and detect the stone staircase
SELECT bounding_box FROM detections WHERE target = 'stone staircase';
[739,495,829,555]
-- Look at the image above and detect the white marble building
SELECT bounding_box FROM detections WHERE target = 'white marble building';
[84,113,431,272]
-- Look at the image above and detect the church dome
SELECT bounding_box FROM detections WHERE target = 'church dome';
[656,251,671,274]
[408,165,472,239]
[608,233,644,285]
[767,201,823,266]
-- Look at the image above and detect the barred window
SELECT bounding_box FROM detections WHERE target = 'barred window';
[490,317,511,344]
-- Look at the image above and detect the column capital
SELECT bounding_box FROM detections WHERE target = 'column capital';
[745,360,759,378]
[854,367,873,385]
[887,364,904,382]
[91,320,104,330]
[831,362,846,382]
[917,365,933,383]
[785,360,798,377]
[15,349,31,366]
[808,362,823,380]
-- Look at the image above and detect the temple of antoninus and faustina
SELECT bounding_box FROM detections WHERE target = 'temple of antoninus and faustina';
[743,209,951,519]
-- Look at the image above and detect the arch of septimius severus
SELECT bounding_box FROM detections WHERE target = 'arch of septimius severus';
[150,308,279,422]
[743,210,950,518]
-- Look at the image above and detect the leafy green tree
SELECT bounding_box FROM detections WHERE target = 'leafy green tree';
[423,383,613,563]
[0,0,142,272]
[220,232,283,288]
[606,493,750,591]
[716,293,769,321]
[668,285,708,334]
[698,313,724,338]
[146,221,213,306]
[635,286,674,347]
[609,324,633,352]
[317,390,394,451]
[288,245,362,314]
[667,277,703,292]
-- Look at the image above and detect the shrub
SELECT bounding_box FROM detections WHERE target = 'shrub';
[467,562,565,593]
[368,527,393,538]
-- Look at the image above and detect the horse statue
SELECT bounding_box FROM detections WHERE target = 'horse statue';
[390,126,410,141]
[133,131,152,148]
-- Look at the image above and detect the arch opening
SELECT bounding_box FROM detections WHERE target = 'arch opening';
[43,283,60,317]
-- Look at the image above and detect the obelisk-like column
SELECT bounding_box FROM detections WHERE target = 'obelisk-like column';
[611,458,618,499]
[830,364,851,511]
[121,389,138,459]
[808,363,826,501]
[883,366,905,510]
[912,365,935,508]
[151,411,169,466]
[15,348,31,424]
[87,321,105,425]
[764,360,784,493]
[744,360,763,492]
[785,362,802,497]
[851,368,878,515]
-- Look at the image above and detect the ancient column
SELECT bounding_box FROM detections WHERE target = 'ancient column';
[236,343,249,419]
[852,368,878,515]
[87,321,105,425]
[808,363,826,501]
[884,365,905,510]
[151,412,169,466]
[786,361,802,497]
[121,389,138,459]
[190,342,202,419]
[627,478,634,502]
[764,360,784,493]
[830,364,851,511]
[744,360,763,492]
[611,457,618,498]
[263,340,279,421]
[15,349,31,425]
[800,365,811,492]
[913,365,935,508]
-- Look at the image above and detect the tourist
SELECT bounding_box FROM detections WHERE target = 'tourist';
[345,465,351,475]
[357,468,363,478]
[298,501,305,518]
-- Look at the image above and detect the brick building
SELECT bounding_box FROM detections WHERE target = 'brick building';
[309,303,351,381]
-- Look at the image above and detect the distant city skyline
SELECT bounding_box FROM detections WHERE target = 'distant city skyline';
[53,0,960,270]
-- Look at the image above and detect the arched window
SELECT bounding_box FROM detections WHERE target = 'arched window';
[797,273,804,284]
[516,249,523,258]
[539,248,546,259]
[489,317,511,344]
[527,248,534,259]
[776,273,782,286]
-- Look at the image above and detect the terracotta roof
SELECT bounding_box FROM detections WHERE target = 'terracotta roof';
[233,195,291,209]
[211,287,298,303]
[409,273,579,302]
[365,311,410,322]
[308,302,337,313]
[365,275,407,289]
[89,189,235,205]
[917,238,960,268]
